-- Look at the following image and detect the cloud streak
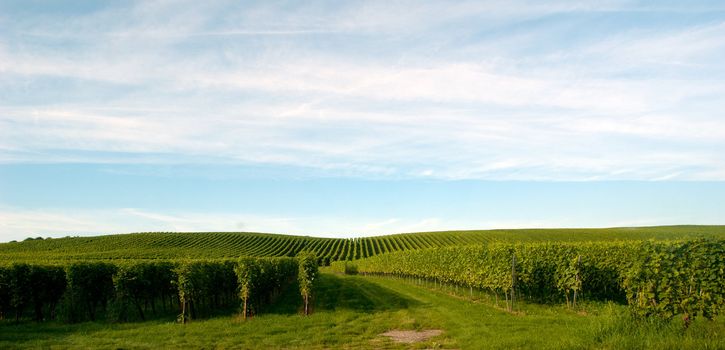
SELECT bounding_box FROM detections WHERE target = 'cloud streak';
[0,207,478,241]
[1,0,724,180]
[0,206,695,243]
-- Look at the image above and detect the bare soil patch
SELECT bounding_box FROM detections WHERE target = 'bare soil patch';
[380,329,443,343]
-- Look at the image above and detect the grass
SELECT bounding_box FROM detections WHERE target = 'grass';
[2,273,722,349]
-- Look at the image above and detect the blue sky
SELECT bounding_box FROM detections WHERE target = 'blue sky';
[1,1,724,241]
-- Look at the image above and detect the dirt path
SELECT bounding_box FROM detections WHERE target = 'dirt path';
[380,329,443,343]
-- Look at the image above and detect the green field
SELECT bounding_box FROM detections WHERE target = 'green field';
[2,273,723,349]
[2,225,723,263]
[1,225,724,349]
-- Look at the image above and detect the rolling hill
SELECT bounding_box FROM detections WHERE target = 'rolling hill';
[2,225,723,263]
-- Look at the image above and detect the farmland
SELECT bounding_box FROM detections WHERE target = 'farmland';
[1,225,724,349]
[1,225,723,262]
[2,274,723,349]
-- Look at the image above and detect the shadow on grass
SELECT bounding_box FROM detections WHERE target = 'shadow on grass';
[0,308,223,346]
[267,273,420,315]
[0,319,136,346]
[0,273,419,347]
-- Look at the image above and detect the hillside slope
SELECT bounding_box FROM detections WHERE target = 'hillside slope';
[1,225,723,263]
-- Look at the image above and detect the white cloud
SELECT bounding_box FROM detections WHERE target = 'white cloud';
[1,1,724,180]
[580,22,725,68]
[3,205,704,242]
[0,208,480,242]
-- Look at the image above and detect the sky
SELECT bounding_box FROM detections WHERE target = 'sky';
[1,0,724,241]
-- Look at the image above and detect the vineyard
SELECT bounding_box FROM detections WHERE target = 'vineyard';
[2,225,723,263]
[0,256,315,324]
[1,226,724,348]
[336,239,725,323]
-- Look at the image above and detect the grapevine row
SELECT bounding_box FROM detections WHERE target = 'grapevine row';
[0,255,320,324]
[3,227,724,263]
[335,239,725,323]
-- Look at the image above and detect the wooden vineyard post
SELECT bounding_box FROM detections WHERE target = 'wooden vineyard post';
[243,298,247,320]
[510,253,517,312]
[181,299,187,324]
[304,294,309,316]
[573,254,581,307]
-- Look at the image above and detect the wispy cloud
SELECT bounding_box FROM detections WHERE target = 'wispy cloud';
[1,0,724,180]
[5,206,696,243]
[0,207,478,241]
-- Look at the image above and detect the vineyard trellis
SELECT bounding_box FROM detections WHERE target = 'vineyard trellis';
[7,227,721,263]
[297,252,319,316]
[2,227,724,325]
[0,256,311,324]
[335,239,725,324]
